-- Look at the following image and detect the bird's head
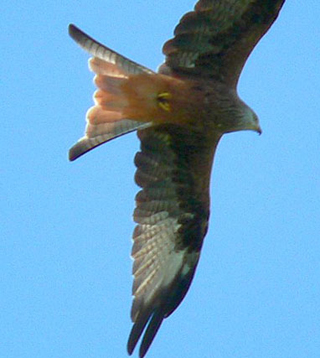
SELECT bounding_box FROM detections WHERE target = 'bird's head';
[221,99,262,135]
[240,104,262,135]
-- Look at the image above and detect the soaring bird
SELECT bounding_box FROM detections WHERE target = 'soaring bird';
[69,1,286,357]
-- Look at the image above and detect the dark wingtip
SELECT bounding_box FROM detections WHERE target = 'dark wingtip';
[139,309,164,358]
[127,306,152,356]
[127,322,146,356]
[127,306,165,358]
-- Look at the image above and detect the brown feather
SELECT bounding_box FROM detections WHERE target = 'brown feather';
[161,0,286,86]
[127,125,221,356]
[68,2,286,355]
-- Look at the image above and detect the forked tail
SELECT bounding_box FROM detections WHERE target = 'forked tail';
[68,25,154,161]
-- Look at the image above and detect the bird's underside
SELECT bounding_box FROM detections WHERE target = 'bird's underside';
[68,1,285,357]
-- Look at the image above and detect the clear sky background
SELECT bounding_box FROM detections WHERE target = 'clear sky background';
[2,1,320,358]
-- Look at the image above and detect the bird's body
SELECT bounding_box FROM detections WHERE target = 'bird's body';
[93,72,259,132]
[68,1,286,356]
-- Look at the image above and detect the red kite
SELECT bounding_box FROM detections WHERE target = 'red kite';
[69,1,286,356]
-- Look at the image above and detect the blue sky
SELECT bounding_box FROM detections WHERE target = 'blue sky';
[2,1,320,358]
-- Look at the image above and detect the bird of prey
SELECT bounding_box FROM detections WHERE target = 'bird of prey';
[69,1,286,357]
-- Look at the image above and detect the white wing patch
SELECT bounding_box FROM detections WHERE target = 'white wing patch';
[131,214,186,319]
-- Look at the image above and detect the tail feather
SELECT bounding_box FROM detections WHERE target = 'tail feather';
[92,75,129,112]
[69,73,152,161]
[69,24,157,161]
[86,106,122,126]
[92,90,127,111]
[94,75,126,95]
[89,57,127,78]
[69,71,152,161]
[69,24,154,76]
[69,119,150,161]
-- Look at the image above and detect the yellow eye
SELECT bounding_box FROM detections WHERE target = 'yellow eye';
[157,92,171,112]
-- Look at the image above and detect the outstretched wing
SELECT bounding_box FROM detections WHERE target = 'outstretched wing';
[160,0,285,86]
[68,25,154,161]
[128,125,221,357]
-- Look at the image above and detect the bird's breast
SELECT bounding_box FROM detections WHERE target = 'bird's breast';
[121,73,218,130]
